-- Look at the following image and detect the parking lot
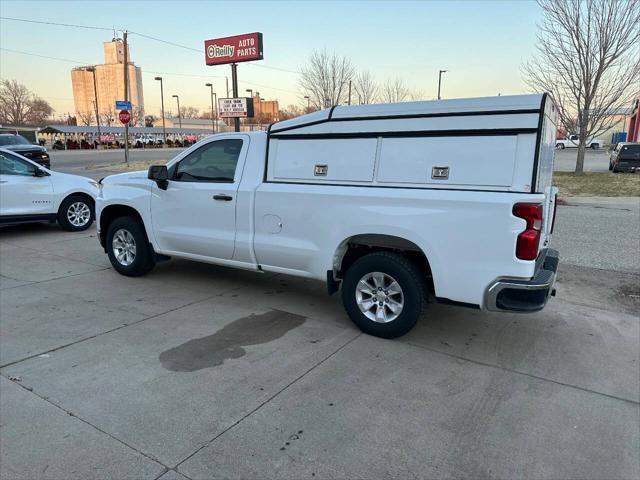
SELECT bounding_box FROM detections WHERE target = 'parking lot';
[1,179,639,477]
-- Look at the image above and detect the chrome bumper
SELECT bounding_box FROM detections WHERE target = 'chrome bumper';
[485,249,559,313]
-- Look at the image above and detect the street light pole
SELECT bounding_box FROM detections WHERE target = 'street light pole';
[304,95,310,112]
[86,67,101,144]
[154,76,167,144]
[437,70,448,100]
[206,83,216,134]
[172,95,181,128]
[213,92,218,131]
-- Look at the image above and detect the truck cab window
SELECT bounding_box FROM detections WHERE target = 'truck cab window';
[174,139,243,183]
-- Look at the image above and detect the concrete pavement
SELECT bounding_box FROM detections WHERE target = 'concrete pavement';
[1,202,638,479]
[554,148,611,172]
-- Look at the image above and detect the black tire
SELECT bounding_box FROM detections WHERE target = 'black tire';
[609,162,613,171]
[106,216,155,276]
[57,195,94,232]
[556,143,565,150]
[341,252,426,339]
[591,143,599,150]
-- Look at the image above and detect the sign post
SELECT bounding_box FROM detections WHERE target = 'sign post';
[204,32,263,132]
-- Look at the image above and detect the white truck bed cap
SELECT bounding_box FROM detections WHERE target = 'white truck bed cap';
[270,94,545,133]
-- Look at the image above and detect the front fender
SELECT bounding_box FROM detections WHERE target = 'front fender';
[97,179,156,248]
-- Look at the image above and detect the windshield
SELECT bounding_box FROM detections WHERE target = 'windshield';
[0,135,32,146]
[620,144,640,154]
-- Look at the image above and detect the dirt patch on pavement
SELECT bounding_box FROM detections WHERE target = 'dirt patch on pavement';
[159,310,306,372]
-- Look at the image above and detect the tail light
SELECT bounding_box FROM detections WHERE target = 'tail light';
[513,203,543,260]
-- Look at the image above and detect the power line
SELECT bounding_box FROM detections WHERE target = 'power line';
[129,31,202,53]
[1,16,300,75]
[0,47,92,65]
[0,47,300,95]
[0,16,113,31]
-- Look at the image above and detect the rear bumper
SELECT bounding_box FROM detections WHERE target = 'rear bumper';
[484,248,559,313]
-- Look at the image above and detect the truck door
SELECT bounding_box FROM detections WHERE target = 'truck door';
[150,136,248,259]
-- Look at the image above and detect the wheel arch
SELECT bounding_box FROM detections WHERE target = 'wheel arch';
[57,191,95,215]
[331,233,435,294]
[98,204,146,250]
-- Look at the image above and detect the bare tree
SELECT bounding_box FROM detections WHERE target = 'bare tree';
[77,110,94,126]
[381,78,410,103]
[179,106,200,119]
[278,104,305,121]
[0,79,54,126]
[299,49,355,109]
[100,107,116,127]
[353,71,378,104]
[25,98,53,126]
[523,0,640,173]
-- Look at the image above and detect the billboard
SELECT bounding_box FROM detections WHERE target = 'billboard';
[218,98,255,118]
[204,33,263,66]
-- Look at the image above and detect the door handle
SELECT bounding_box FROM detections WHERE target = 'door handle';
[213,194,233,201]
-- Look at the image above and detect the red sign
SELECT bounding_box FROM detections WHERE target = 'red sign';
[204,32,263,66]
[119,109,131,125]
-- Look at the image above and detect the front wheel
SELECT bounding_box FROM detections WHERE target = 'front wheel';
[556,143,565,150]
[341,252,426,338]
[591,143,600,150]
[57,195,94,231]
[106,216,155,276]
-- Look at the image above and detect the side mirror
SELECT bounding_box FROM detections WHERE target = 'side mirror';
[148,165,169,190]
[34,168,49,177]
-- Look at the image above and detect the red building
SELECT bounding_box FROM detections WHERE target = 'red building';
[628,98,639,142]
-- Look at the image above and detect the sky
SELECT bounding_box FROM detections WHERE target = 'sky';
[0,0,543,118]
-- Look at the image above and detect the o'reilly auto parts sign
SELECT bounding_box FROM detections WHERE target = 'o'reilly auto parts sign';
[218,97,255,118]
[204,33,263,66]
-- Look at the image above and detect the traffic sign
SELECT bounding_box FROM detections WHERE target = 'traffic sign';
[119,109,131,125]
[116,100,132,110]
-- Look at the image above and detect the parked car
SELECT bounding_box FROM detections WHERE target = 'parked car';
[97,93,560,338]
[556,134,603,150]
[134,134,162,148]
[0,148,98,231]
[0,133,50,168]
[609,142,640,172]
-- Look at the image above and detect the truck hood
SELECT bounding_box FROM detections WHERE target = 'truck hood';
[3,144,47,154]
[100,170,149,185]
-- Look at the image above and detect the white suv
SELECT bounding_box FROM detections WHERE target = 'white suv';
[0,148,98,231]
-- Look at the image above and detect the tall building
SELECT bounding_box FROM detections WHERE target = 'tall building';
[250,94,279,123]
[71,39,144,126]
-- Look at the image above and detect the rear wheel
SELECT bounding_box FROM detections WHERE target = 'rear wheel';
[591,143,600,150]
[556,143,565,150]
[57,195,94,231]
[106,216,155,276]
[341,252,426,338]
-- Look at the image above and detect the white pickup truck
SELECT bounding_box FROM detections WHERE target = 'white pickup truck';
[97,93,560,338]
[556,134,603,149]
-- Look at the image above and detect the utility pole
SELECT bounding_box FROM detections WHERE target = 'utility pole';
[230,63,240,132]
[154,77,167,144]
[348,80,352,105]
[437,69,448,100]
[304,95,310,112]
[123,31,130,164]
[86,67,101,146]
[206,83,216,134]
